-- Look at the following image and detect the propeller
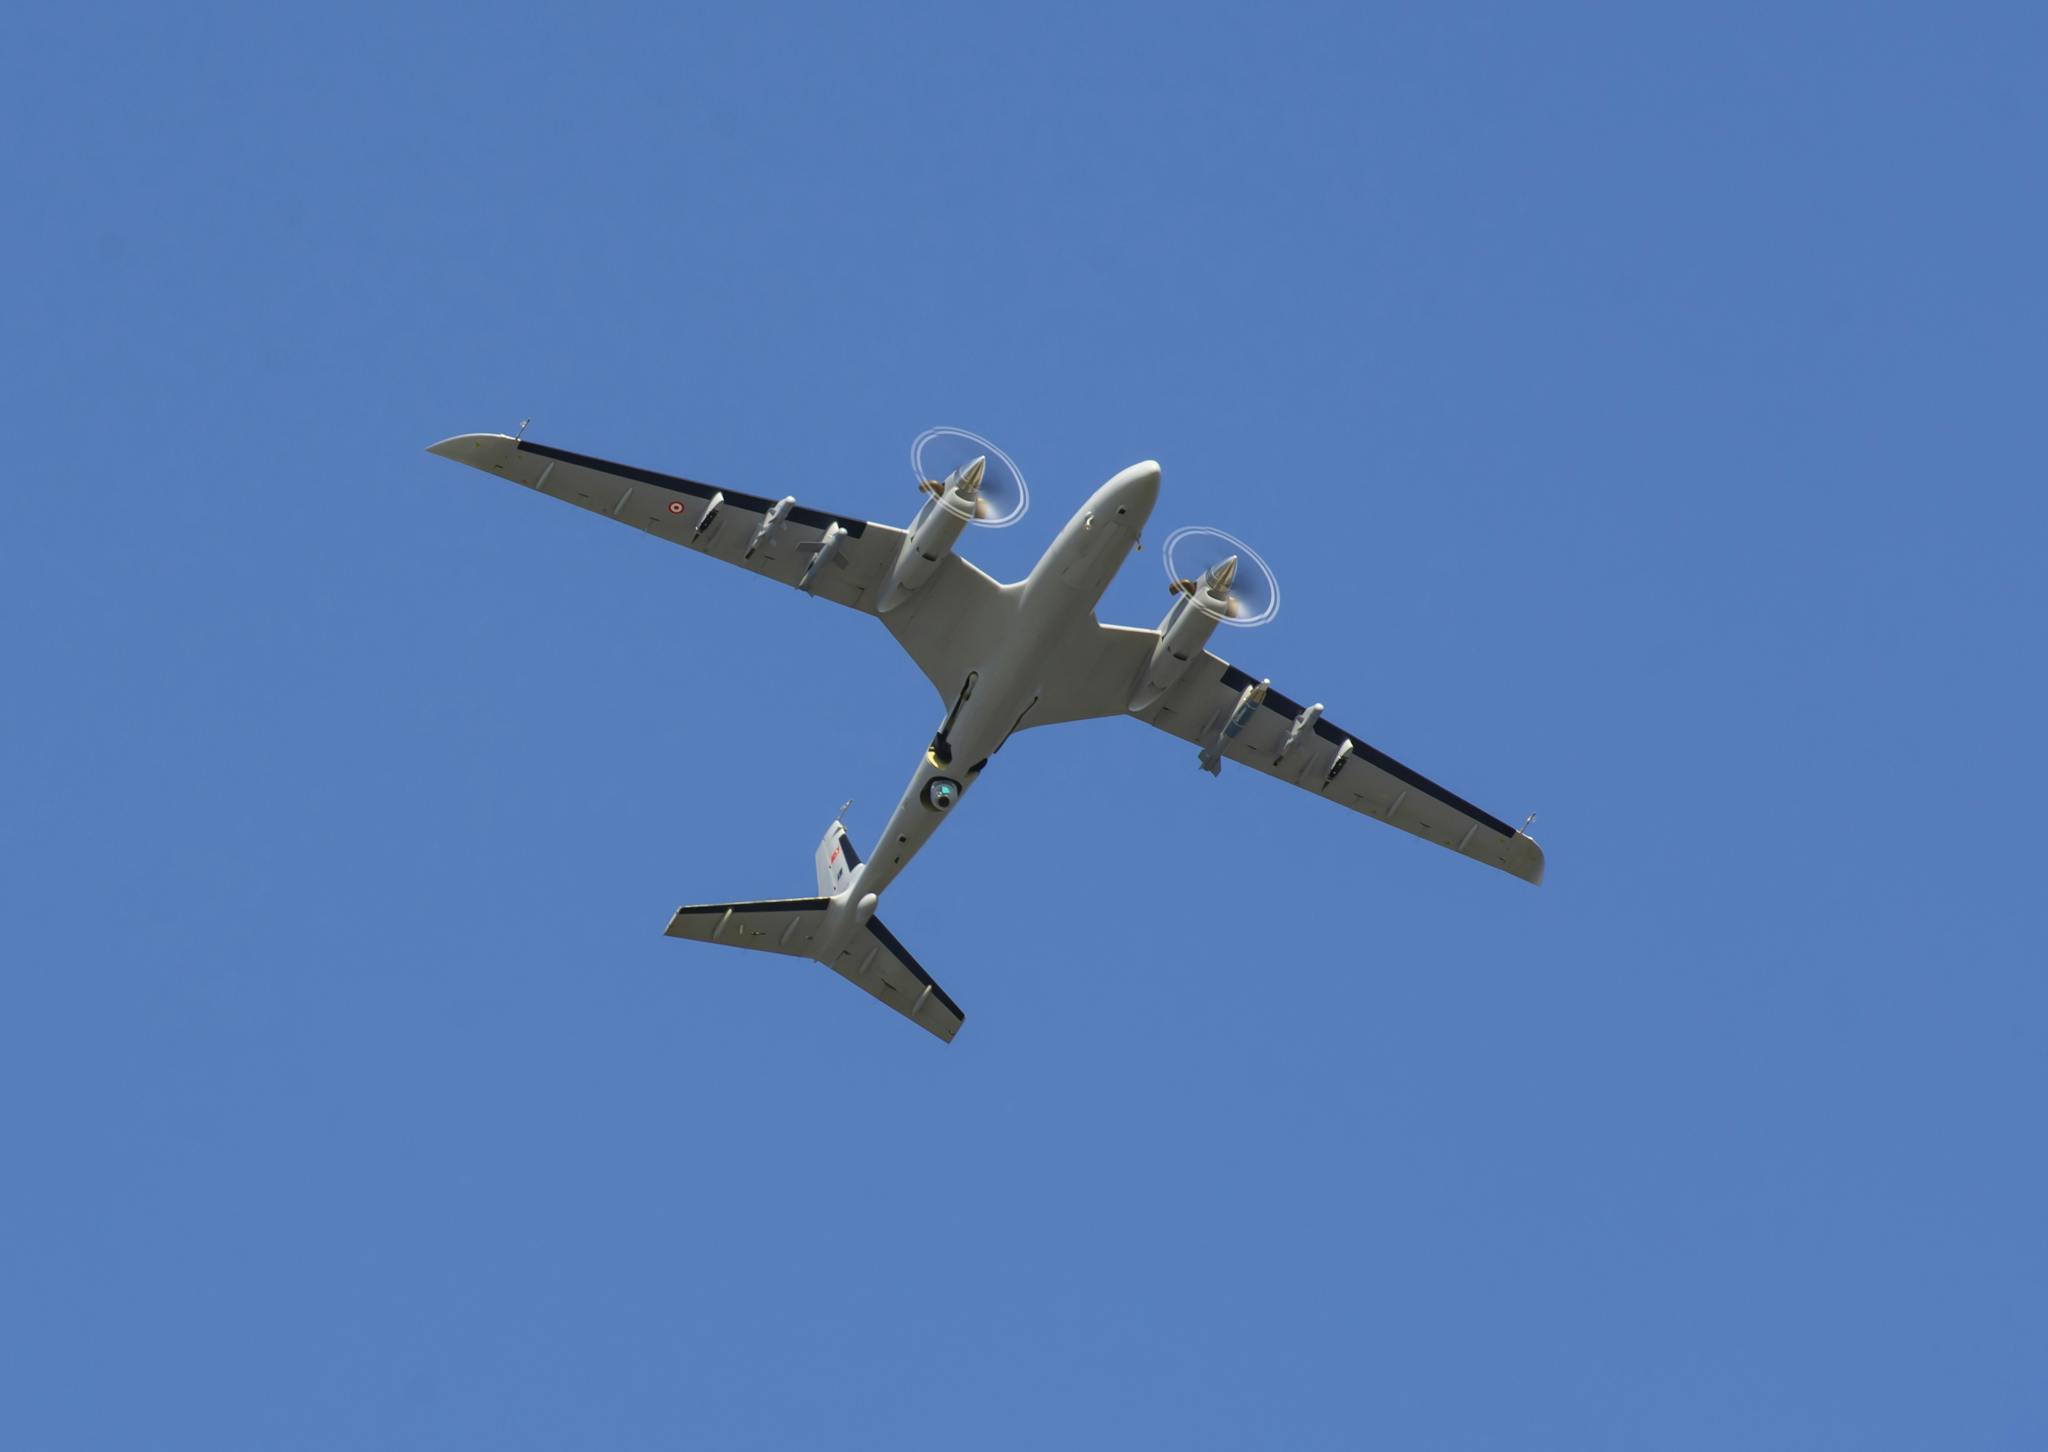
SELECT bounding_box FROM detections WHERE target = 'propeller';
[1161,525,1281,627]
[910,427,1030,528]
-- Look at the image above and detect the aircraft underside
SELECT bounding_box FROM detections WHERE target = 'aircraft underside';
[428,429,1544,1042]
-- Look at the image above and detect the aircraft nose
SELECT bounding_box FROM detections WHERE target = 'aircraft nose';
[1105,459,1161,517]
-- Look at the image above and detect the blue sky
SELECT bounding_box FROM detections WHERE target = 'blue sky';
[4,2,2043,1447]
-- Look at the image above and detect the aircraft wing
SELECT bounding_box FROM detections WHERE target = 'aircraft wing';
[1040,625,1545,884]
[428,432,1012,704]
[427,433,911,614]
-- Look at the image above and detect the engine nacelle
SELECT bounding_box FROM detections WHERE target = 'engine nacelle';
[1128,590,1225,711]
[877,488,974,613]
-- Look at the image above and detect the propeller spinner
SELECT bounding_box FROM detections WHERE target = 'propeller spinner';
[1162,525,1281,627]
[911,427,1030,528]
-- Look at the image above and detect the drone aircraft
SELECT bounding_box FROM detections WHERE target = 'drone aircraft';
[429,429,1544,1042]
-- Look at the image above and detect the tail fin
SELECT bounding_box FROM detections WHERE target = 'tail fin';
[815,818,860,895]
[663,894,963,1042]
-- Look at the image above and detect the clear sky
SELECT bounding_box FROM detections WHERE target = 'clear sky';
[4,2,2043,1447]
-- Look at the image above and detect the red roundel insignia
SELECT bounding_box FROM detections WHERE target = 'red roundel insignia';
[668,501,686,515]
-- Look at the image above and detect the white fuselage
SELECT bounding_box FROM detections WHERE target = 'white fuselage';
[836,462,1161,918]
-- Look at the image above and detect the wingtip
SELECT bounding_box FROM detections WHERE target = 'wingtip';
[425,432,515,461]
